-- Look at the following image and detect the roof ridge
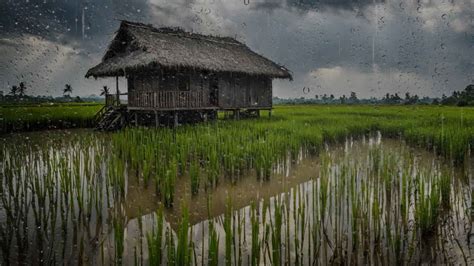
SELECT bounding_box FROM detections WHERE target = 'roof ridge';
[121,20,244,47]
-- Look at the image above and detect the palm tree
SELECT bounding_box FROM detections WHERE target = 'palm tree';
[63,84,72,97]
[9,85,18,96]
[17,82,26,97]
[100,86,110,96]
[350,91,358,101]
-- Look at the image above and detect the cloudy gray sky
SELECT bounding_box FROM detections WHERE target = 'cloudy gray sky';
[0,0,472,98]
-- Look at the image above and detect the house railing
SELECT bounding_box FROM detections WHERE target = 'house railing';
[128,90,211,109]
[105,93,128,106]
[105,94,118,106]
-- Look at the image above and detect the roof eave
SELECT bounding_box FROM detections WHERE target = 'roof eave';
[86,60,292,80]
[85,65,126,79]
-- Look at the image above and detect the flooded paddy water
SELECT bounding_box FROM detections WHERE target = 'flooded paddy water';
[0,129,473,265]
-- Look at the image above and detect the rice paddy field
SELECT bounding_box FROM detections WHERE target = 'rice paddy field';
[0,103,101,133]
[0,105,473,265]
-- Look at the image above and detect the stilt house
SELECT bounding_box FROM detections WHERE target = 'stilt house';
[86,21,292,130]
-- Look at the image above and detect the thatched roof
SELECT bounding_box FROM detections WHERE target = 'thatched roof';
[85,21,292,79]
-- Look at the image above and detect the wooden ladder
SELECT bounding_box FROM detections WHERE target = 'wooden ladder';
[94,106,127,131]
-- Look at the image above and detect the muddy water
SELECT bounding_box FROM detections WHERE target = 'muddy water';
[0,130,473,265]
[125,149,318,227]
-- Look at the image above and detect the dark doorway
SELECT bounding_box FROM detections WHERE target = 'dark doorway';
[209,76,218,106]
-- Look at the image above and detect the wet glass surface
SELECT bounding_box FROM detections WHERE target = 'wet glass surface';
[1,130,472,264]
[1,1,473,265]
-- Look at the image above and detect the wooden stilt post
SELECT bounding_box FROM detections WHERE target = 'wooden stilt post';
[234,109,240,120]
[154,110,159,128]
[174,111,178,128]
[257,110,260,118]
[134,112,138,127]
[116,76,119,105]
[269,109,272,118]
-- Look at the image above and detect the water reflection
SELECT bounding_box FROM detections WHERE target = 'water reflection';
[0,130,472,264]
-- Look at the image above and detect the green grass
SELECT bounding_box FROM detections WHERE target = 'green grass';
[0,103,102,133]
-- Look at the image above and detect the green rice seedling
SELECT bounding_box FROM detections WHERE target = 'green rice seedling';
[230,203,239,264]
[224,196,233,266]
[350,168,361,252]
[236,208,243,266]
[163,159,177,207]
[438,170,451,208]
[189,159,200,195]
[283,191,292,265]
[319,168,329,221]
[166,228,176,266]
[113,216,125,265]
[208,220,219,266]
[206,147,219,189]
[298,186,308,265]
[250,201,261,266]
[414,173,441,237]
[147,206,164,265]
[310,180,321,263]
[176,204,192,266]
[141,145,153,186]
[292,186,299,265]
[400,168,410,227]
[108,154,126,196]
[258,224,266,265]
[177,141,189,175]
[270,197,283,266]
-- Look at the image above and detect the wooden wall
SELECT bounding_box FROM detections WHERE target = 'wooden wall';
[218,73,272,109]
[127,69,272,110]
[128,70,207,92]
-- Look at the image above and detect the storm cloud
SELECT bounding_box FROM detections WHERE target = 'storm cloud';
[0,0,472,98]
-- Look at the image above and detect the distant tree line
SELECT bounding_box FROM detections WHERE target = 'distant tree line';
[0,82,104,104]
[437,84,474,106]
[2,81,472,107]
[274,85,474,106]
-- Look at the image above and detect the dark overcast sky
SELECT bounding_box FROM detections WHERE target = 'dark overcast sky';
[0,0,472,98]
